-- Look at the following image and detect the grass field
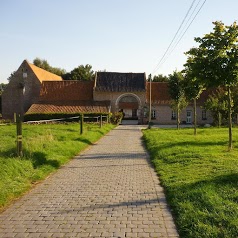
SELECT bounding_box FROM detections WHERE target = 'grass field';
[143,128,238,238]
[0,122,115,211]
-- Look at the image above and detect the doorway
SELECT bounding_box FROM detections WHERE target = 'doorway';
[186,110,192,124]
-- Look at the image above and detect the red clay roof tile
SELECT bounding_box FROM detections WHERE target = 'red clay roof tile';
[26,101,110,114]
[39,80,94,101]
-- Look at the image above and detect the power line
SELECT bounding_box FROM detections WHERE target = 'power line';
[151,0,207,75]
[151,0,197,74]
[168,0,207,60]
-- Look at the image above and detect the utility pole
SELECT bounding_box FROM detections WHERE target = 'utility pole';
[16,113,23,157]
[148,74,152,129]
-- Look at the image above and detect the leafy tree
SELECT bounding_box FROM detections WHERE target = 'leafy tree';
[204,87,229,127]
[0,83,7,92]
[33,57,66,76]
[185,21,238,150]
[152,74,169,82]
[63,64,95,81]
[0,83,7,114]
[183,63,205,135]
[168,71,187,129]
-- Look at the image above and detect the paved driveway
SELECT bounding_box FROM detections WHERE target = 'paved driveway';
[0,125,179,238]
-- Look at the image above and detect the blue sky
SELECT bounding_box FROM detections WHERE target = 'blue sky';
[0,0,238,83]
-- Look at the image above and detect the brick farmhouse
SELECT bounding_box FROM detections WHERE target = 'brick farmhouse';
[2,60,213,125]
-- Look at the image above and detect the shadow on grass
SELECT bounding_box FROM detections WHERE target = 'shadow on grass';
[0,149,60,169]
[29,151,60,169]
[0,148,17,157]
[74,138,94,145]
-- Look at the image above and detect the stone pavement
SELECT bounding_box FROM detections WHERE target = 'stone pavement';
[0,125,179,238]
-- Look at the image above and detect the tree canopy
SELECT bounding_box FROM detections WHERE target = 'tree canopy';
[63,64,95,81]
[168,71,187,129]
[185,21,238,88]
[33,58,66,76]
[184,21,238,149]
[152,74,169,82]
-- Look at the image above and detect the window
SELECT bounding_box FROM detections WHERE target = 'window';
[171,110,176,120]
[152,110,156,119]
[202,110,207,120]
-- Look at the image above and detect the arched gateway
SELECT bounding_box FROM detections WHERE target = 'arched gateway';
[116,93,141,119]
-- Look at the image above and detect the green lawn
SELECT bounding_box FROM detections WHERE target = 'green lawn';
[0,122,115,211]
[143,128,238,238]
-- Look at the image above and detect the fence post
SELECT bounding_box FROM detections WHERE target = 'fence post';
[100,115,103,128]
[16,113,23,157]
[80,114,84,134]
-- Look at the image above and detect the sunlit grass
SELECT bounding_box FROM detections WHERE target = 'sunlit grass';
[0,122,115,211]
[143,128,238,238]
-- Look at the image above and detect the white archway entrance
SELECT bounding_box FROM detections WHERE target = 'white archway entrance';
[116,93,141,119]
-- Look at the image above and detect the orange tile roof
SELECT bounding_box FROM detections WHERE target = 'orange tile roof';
[26,101,110,114]
[147,82,212,105]
[39,80,94,101]
[146,82,171,104]
[27,61,63,82]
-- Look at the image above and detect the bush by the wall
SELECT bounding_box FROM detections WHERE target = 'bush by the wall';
[109,112,123,125]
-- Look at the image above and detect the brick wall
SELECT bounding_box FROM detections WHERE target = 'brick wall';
[150,104,213,125]
[2,61,41,119]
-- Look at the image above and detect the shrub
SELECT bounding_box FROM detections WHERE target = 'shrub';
[109,112,123,124]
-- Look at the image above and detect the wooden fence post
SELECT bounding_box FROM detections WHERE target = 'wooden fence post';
[16,114,23,157]
[80,114,84,134]
[100,115,103,128]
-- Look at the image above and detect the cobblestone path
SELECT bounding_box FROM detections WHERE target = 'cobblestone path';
[0,125,179,238]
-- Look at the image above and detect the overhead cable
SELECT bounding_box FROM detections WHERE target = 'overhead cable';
[151,0,207,75]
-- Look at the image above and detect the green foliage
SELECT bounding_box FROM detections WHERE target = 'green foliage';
[152,74,169,82]
[185,21,238,149]
[182,69,204,102]
[63,64,95,81]
[185,21,238,88]
[168,71,188,128]
[109,112,123,124]
[0,123,115,211]
[204,87,229,126]
[168,71,185,102]
[33,57,66,76]
[143,128,238,238]
[0,83,7,93]
[0,83,7,114]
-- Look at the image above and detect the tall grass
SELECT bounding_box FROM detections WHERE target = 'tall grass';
[143,128,238,238]
[0,122,115,211]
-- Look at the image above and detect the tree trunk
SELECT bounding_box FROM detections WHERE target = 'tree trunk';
[193,98,197,135]
[218,112,222,128]
[177,104,180,130]
[228,86,232,150]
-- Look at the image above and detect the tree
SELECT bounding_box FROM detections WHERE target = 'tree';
[168,71,187,129]
[0,83,7,114]
[33,57,66,76]
[183,63,205,135]
[204,87,228,127]
[185,21,238,150]
[152,74,169,82]
[63,64,95,81]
